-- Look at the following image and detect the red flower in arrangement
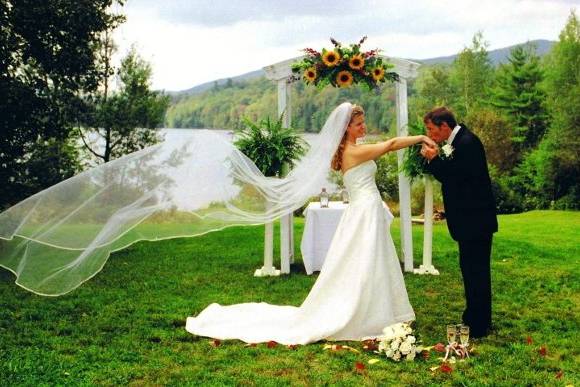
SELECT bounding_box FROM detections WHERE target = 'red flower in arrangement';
[303,48,321,57]
[433,343,446,352]
[267,340,278,348]
[440,363,453,373]
[538,346,547,357]
[364,49,378,58]
[526,336,533,345]
[555,370,563,379]
[355,362,366,372]
[210,339,221,347]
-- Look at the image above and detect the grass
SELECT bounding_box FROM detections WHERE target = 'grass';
[0,210,579,385]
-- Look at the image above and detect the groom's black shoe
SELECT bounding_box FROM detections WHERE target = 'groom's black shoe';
[471,331,487,339]
[470,326,492,339]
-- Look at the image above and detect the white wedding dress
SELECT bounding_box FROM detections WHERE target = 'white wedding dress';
[186,159,415,344]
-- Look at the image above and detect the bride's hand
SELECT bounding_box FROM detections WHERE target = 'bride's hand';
[421,135,437,149]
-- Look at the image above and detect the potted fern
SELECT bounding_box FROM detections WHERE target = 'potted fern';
[235,114,308,178]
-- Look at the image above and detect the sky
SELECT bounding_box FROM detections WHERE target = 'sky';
[112,0,576,91]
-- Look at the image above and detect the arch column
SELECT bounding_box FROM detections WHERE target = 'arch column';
[395,78,414,272]
[414,176,439,275]
[255,59,297,276]
[278,78,294,274]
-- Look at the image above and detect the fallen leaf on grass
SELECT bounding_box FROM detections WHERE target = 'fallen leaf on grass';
[355,362,366,372]
[433,343,446,352]
[368,359,380,365]
[209,339,221,347]
[322,344,360,353]
[344,345,360,353]
[526,336,533,345]
[287,344,298,350]
[555,370,563,379]
[362,339,379,351]
[538,346,547,357]
[440,363,453,373]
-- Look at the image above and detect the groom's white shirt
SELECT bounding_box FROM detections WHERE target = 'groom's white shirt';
[448,125,462,145]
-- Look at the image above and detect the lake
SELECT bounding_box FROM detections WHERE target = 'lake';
[159,128,381,145]
[159,128,320,145]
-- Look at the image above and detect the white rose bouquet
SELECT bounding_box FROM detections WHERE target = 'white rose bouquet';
[378,322,421,361]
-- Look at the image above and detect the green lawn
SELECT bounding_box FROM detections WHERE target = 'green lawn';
[1,211,578,385]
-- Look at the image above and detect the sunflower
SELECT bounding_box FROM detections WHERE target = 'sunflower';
[372,67,385,81]
[322,50,341,67]
[304,67,317,83]
[336,70,353,87]
[348,54,365,70]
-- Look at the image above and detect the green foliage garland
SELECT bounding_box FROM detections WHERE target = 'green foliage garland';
[401,122,430,181]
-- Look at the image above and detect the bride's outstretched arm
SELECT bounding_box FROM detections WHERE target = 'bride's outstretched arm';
[348,135,434,162]
[383,135,436,152]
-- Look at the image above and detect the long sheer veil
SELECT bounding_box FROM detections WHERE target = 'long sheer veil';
[0,102,353,296]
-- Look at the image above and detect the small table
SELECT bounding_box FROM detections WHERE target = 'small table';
[300,201,347,274]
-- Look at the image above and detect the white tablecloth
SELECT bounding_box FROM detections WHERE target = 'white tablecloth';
[300,201,348,274]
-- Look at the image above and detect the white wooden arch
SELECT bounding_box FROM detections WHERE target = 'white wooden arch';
[254,55,438,277]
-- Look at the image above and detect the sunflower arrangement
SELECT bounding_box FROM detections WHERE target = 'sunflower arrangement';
[291,36,399,89]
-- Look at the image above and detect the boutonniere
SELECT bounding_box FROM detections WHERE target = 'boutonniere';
[440,143,454,159]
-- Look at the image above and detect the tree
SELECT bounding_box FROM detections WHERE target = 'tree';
[465,109,517,172]
[80,47,170,163]
[451,32,494,117]
[489,44,548,153]
[0,0,125,208]
[412,65,457,117]
[539,10,580,208]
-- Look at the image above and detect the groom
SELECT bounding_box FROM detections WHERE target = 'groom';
[420,107,498,338]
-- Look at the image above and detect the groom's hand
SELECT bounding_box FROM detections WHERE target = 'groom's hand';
[421,144,438,161]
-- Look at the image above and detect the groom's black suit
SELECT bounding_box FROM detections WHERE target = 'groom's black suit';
[425,124,498,337]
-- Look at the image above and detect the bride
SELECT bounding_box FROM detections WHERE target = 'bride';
[0,101,432,341]
[185,103,436,344]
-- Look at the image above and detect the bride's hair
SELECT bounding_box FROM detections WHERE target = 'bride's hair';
[331,104,364,171]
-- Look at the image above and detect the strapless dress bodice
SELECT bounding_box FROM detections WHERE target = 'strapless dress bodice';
[343,160,381,203]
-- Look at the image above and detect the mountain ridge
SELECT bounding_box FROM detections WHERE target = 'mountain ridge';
[169,39,554,97]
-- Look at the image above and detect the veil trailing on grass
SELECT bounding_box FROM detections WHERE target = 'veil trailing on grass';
[0,102,353,296]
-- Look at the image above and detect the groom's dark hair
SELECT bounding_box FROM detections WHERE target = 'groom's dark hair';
[423,107,457,128]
